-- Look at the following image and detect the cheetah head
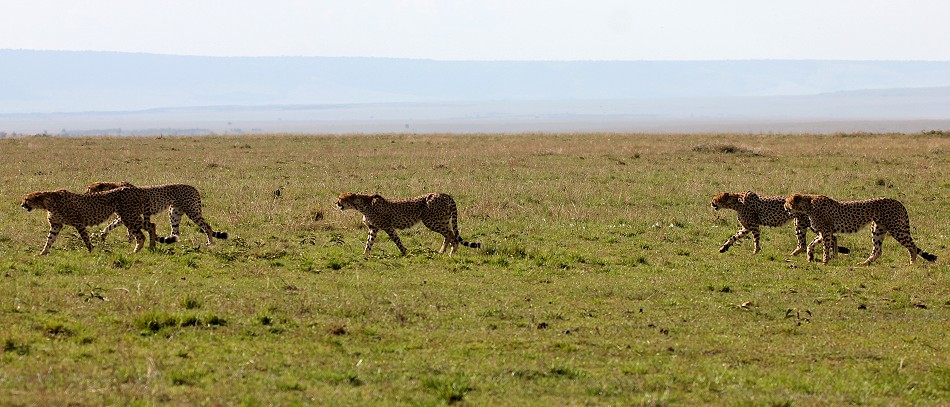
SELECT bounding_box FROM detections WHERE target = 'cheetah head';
[784,194,812,215]
[336,192,358,211]
[21,190,62,212]
[86,181,134,194]
[337,193,379,211]
[710,192,740,210]
[712,191,760,211]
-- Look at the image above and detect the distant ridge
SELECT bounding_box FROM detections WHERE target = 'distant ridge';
[3,49,950,113]
[3,87,950,136]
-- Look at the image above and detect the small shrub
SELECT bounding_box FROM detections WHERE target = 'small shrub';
[423,374,472,405]
[311,210,324,222]
[168,369,202,386]
[707,285,731,293]
[317,372,362,386]
[328,323,347,336]
[41,320,75,339]
[692,143,761,155]
[112,254,134,269]
[206,314,227,327]
[625,256,649,267]
[276,378,306,392]
[180,296,202,310]
[3,338,30,355]
[179,313,201,327]
[549,366,582,380]
[326,259,346,270]
[135,311,180,334]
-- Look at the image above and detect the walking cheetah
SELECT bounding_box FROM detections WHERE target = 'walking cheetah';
[784,194,937,265]
[86,181,228,245]
[21,186,155,255]
[336,192,481,256]
[711,191,848,255]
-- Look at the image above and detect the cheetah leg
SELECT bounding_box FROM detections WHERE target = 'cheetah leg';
[824,234,838,261]
[129,224,146,254]
[889,227,922,264]
[94,216,125,241]
[39,223,64,255]
[450,236,460,256]
[385,229,408,256]
[119,214,147,253]
[77,226,94,252]
[827,235,839,259]
[805,234,823,262]
[720,227,752,253]
[183,207,227,245]
[425,219,457,255]
[131,229,146,253]
[158,208,183,244]
[859,223,885,266]
[789,218,807,256]
[169,206,181,237]
[751,228,761,254]
[187,211,216,245]
[821,233,836,264]
[144,216,158,249]
[198,217,215,245]
[363,227,378,255]
[438,232,459,256]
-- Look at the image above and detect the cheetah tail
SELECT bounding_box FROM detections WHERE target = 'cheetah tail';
[460,239,481,249]
[157,235,180,244]
[920,250,937,262]
[212,231,229,239]
[450,209,480,249]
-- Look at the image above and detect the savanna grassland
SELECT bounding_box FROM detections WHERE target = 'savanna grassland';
[0,133,948,406]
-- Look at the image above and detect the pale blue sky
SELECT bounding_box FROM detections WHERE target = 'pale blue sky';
[2,0,949,60]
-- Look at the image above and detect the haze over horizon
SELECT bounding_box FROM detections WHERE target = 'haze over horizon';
[3,50,950,135]
[3,1,950,134]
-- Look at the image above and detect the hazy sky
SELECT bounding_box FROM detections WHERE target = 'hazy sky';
[2,0,949,60]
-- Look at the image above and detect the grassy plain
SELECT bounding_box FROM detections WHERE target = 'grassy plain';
[0,132,948,406]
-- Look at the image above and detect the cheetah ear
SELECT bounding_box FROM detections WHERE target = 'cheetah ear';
[739,191,758,204]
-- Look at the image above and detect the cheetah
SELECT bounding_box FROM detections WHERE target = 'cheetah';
[336,192,481,256]
[86,181,228,245]
[21,186,155,255]
[711,191,848,255]
[784,193,937,265]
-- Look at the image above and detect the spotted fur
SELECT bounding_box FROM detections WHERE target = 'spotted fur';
[21,187,155,255]
[86,181,228,245]
[784,194,937,265]
[711,191,848,256]
[336,192,481,256]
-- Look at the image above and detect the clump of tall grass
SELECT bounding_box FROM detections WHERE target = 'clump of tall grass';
[691,143,761,155]
[423,374,472,405]
[134,310,226,334]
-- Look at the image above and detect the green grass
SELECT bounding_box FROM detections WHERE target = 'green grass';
[0,133,948,405]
